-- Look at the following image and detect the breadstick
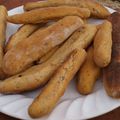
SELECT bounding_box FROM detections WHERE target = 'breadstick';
[7,6,90,24]
[5,24,40,52]
[28,49,86,118]
[94,20,112,67]
[77,46,101,95]
[0,6,7,79]
[24,0,110,18]
[24,1,51,10]
[3,16,83,75]
[0,24,96,94]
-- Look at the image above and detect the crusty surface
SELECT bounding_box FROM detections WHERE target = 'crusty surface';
[24,1,51,10]
[0,6,7,79]
[77,46,101,95]
[8,6,90,24]
[83,0,110,18]
[94,20,112,67]
[0,24,96,93]
[5,24,40,52]
[3,16,83,75]
[38,45,60,64]
[24,0,110,18]
[28,49,86,118]
[103,12,120,98]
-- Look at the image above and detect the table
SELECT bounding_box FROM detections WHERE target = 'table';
[0,0,120,120]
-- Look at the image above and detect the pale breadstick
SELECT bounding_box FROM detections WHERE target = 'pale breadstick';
[94,20,112,67]
[28,49,86,118]
[7,6,90,24]
[24,0,110,18]
[3,16,83,75]
[0,24,97,94]
[0,6,7,79]
[77,46,101,95]
[5,24,40,52]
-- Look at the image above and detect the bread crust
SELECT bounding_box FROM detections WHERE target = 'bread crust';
[5,24,40,52]
[7,6,90,24]
[28,49,86,118]
[94,20,112,67]
[24,0,110,18]
[77,46,101,95]
[38,45,60,64]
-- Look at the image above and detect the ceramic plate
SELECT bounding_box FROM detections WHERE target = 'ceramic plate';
[0,6,120,120]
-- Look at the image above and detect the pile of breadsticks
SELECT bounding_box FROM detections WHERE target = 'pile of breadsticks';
[0,0,118,118]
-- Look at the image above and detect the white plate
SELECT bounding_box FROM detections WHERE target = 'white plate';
[0,6,120,120]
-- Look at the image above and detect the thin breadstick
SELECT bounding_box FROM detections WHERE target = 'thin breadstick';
[77,46,101,95]
[28,49,86,118]
[7,6,90,24]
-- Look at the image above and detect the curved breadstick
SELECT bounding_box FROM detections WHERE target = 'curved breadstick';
[94,20,112,67]
[0,24,96,94]
[28,49,86,118]
[3,16,83,75]
[77,46,101,95]
[7,6,90,24]
[5,24,40,52]
[24,0,110,18]
[0,6,7,79]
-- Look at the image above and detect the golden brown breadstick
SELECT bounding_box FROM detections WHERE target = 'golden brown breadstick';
[0,24,96,94]
[5,24,40,52]
[77,46,101,95]
[24,0,110,18]
[3,16,83,75]
[7,6,90,24]
[29,49,86,118]
[94,20,112,68]
[38,46,60,64]
[24,1,51,10]
[0,6,7,79]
